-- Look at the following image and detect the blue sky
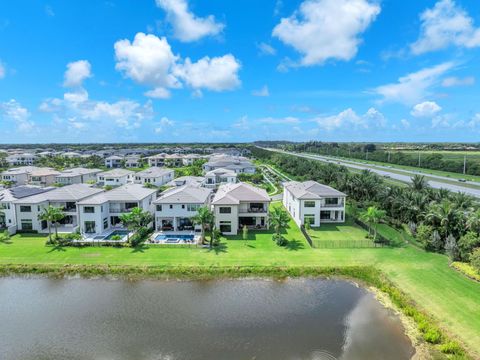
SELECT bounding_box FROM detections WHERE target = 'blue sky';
[1,0,480,143]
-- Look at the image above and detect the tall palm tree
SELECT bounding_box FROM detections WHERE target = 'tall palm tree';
[192,207,214,244]
[449,192,474,211]
[425,200,462,240]
[119,207,153,243]
[410,175,428,192]
[360,206,386,241]
[466,209,480,234]
[39,206,65,243]
[268,206,290,238]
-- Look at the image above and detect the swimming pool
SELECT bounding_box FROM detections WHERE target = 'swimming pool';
[104,230,130,240]
[154,234,194,242]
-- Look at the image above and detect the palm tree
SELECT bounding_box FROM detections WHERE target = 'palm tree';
[425,200,462,240]
[192,207,214,244]
[410,175,428,192]
[210,226,222,248]
[268,206,290,238]
[449,192,474,211]
[39,206,65,243]
[360,206,386,241]
[466,209,480,234]
[119,207,153,243]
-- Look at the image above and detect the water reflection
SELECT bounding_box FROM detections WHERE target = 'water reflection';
[0,277,414,360]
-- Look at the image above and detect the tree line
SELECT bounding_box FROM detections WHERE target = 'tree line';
[251,146,480,271]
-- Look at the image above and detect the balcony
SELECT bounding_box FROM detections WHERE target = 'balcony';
[109,203,138,213]
[239,203,268,214]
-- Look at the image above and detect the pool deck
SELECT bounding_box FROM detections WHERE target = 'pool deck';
[78,227,132,243]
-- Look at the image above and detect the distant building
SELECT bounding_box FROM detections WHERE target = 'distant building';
[97,169,134,186]
[105,155,124,168]
[133,167,174,187]
[55,168,103,185]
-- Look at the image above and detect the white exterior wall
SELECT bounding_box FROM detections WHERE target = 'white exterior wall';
[28,174,58,186]
[134,171,174,186]
[98,174,131,186]
[15,201,47,232]
[0,201,17,233]
[213,205,239,235]
[79,203,108,235]
[283,190,302,227]
[155,201,204,230]
[1,173,29,185]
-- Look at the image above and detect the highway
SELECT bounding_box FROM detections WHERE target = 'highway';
[263,148,480,198]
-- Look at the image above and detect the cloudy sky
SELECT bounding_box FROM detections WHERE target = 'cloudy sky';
[1,0,480,143]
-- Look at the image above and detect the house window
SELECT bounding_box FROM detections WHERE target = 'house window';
[187,204,200,212]
[103,218,108,230]
[320,211,331,220]
[84,221,96,233]
[219,207,231,214]
[182,204,185,209]
[20,205,31,212]
[304,215,315,226]
[156,205,163,211]
[21,219,33,231]
[325,198,339,205]
[83,206,95,213]
[304,201,316,207]
[169,204,173,209]
[219,221,232,233]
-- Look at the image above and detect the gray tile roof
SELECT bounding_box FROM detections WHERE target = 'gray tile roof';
[154,185,211,204]
[77,184,157,205]
[14,184,105,204]
[283,181,346,199]
[0,186,54,202]
[98,169,134,178]
[212,182,270,205]
[166,176,204,187]
[135,167,174,178]
[56,167,102,178]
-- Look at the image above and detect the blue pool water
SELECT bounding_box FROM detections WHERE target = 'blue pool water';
[155,234,194,242]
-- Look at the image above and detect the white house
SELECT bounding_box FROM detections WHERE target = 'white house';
[97,169,134,187]
[27,168,61,186]
[133,167,174,187]
[77,184,157,235]
[105,155,124,168]
[55,168,103,185]
[154,185,212,231]
[165,176,204,188]
[211,182,270,235]
[283,181,346,227]
[124,155,142,168]
[6,153,37,166]
[203,155,256,174]
[147,154,167,167]
[204,168,237,188]
[1,166,38,185]
[0,186,54,234]
[182,154,201,166]
[14,184,104,233]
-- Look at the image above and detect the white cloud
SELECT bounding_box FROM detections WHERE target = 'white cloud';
[314,107,385,130]
[259,116,299,125]
[400,119,410,129]
[441,76,475,87]
[64,60,92,87]
[114,33,241,97]
[154,116,174,133]
[155,0,224,42]
[252,85,270,97]
[272,0,380,66]
[232,115,250,130]
[175,54,241,91]
[0,62,5,79]
[411,101,442,118]
[0,99,35,132]
[45,5,55,17]
[374,62,454,105]
[114,33,181,98]
[411,0,480,55]
[257,42,277,56]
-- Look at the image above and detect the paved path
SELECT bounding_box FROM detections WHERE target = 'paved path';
[262,147,480,198]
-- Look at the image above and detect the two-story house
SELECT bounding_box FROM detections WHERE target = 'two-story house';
[133,167,174,187]
[77,184,157,235]
[14,184,104,233]
[204,168,237,188]
[104,155,124,168]
[165,176,205,188]
[97,169,134,187]
[6,153,37,166]
[55,168,103,185]
[124,155,143,168]
[147,154,167,167]
[154,185,212,231]
[211,182,270,235]
[1,166,38,185]
[27,168,61,186]
[0,186,54,234]
[283,181,346,227]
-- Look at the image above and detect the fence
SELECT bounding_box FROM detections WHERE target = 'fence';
[312,239,383,249]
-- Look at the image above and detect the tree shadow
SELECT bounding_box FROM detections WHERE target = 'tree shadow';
[0,238,12,245]
[285,239,304,251]
[131,243,149,253]
[47,244,67,252]
[207,242,228,255]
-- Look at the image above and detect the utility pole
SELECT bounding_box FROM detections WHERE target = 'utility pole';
[464,155,467,175]
[418,152,421,167]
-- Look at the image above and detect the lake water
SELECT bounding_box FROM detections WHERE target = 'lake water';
[0,277,414,360]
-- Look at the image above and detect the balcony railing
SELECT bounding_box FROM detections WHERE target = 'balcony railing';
[239,207,267,213]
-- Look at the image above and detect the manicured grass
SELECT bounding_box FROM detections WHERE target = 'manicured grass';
[1,207,480,357]
[307,218,372,248]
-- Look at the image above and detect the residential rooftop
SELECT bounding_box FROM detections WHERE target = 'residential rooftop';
[212,182,270,205]
[98,169,134,177]
[56,167,103,178]
[13,184,104,204]
[0,186,54,202]
[154,185,211,204]
[77,184,157,205]
[283,181,346,199]
[135,167,174,177]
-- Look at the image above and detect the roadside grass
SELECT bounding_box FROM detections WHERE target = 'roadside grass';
[1,205,480,357]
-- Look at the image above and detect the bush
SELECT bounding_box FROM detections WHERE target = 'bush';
[110,235,123,241]
[423,328,442,344]
[440,341,465,355]
[458,232,480,261]
[273,234,287,246]
[471,248,480,272]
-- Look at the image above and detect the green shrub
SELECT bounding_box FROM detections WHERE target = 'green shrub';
[272,234,287,246]
[110,235,123,241]
[423,328,442,344]
[471,248,480,272]
[440,341,465,355]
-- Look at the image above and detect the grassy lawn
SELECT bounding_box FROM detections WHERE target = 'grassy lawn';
[1,206,480,356]
[307,218,374,248]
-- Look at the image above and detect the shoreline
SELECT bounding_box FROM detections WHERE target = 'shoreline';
[0,264,471,359]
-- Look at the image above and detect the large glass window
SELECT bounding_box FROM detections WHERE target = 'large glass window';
[219,207,231,214]
[156,205,163,211]
[187,204,200,212]
[320,211,332,220]
[19,205,31,212]
[304,201,316,208]
[219,221,232,233]
[304,215,315,225]
[83,206,94,213]
[84,221,96,233]
[325,198,339,205]
[21,219,33,231]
